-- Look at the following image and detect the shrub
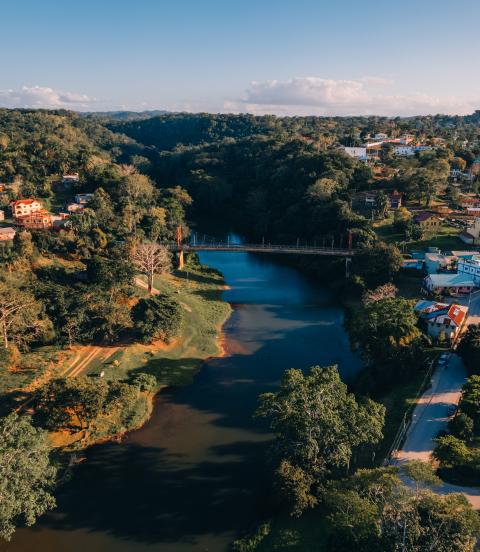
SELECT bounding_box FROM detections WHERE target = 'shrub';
[449,413,474,442]
[132,294,182,344]
[433,435,471,467]
[129,372,157,392]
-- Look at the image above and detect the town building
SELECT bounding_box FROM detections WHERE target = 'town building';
[62,173,80,187]
[74,193,94,205]
[364,191,376,207]
[394,145,415,157]
[0,227,16,241]
[424,253,456,275]
[67,202,85,213]
[414,300,468,343]
[423,273,475,295]
[343,146,368,161]
[16,210,53,230]
[389,190,403,209]
[399,134,415,144]
[10,199,42,218]
[459,196,480,209]
[460,218,480,245]
[414,212,442,232]
[458,255,480,285]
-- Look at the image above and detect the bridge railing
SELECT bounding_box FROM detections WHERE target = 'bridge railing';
[164,242,355,254]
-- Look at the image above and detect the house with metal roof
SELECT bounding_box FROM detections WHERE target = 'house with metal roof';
[414,300,468,342]
[423,273,475,295]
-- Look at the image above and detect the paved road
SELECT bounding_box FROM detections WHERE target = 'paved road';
[395,354,466,463]
[394,353,480,507]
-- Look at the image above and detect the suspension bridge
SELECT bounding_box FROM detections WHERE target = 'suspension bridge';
[170,228,357,270]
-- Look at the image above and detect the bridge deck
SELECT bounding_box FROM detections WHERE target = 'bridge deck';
[169,244,356,256]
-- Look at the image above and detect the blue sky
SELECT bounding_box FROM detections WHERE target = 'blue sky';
[1,0,479,115]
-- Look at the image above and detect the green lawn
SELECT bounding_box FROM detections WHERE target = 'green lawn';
[86,264,232,388]
[373,215,463,253]
[406,225,463,252]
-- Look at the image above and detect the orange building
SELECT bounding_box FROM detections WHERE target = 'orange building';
[16,210,53,230]
[11,199,43,218]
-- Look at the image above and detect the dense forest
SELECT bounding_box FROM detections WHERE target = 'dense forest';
[2,108,480,547]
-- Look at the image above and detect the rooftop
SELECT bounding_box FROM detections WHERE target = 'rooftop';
[426,273,475,287]
[0,227,15,235]
[414,211,439,223]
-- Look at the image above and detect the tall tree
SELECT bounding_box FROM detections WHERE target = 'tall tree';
[0,280,46,349]
[256,365,385,516]
[0,413,56,541]
[132,242,171,293]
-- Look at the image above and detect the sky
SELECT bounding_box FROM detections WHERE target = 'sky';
[1,0,480,116]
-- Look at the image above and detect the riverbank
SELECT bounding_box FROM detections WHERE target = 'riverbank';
[28,261,233,452]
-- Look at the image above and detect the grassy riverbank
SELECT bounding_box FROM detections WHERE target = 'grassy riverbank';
[12,261,232,451]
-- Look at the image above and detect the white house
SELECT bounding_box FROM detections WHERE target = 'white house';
[460,218,480,245]
[74,193,94,205]
[394,145,415,157]
[10,199,43,219]
[458,255,480,285]
[424,253,456,275]
[414,300,468,343]
[343,147,368,161]
[423,273,475,295]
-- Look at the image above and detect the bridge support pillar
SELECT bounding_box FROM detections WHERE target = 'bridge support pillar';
[345,257,352,278]
[177,249,184,271]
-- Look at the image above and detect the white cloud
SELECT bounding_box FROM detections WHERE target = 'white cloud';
[0,85,99,110]
[225,77,479,117]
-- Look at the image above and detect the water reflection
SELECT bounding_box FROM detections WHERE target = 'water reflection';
[4,251,361,552]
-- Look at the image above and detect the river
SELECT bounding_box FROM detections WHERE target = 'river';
[4,250,362,552]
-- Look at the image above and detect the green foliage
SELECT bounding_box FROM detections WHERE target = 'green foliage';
[401,460,441,494]
[86,255,135,291]
[256,365,385,516]
[33,264,134,345]
[231,522,272,552]
[433,435,472,467]
[458,325,480,374]
[0,413,56,541]
[129,372,158,392]
[34,376,109,431]
[131,294,182,343]
[353,242,403,288]
[449,413,474,442]
[0,109,133,184]
[0,277,51,350]
[459,375,480,434]
[348,297,422,381]
[33,375,148,434]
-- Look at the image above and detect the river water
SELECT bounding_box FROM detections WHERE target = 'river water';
[4,250,362,552]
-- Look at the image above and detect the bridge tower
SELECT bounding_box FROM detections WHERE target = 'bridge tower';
[176,225,184,271]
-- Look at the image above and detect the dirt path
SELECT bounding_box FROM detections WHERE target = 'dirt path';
[60,345,120,378]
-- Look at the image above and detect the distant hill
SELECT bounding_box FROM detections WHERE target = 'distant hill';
[83,110,170,122]
[107,112,297,151]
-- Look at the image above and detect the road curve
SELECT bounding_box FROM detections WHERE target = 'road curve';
[393,354,480,508]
